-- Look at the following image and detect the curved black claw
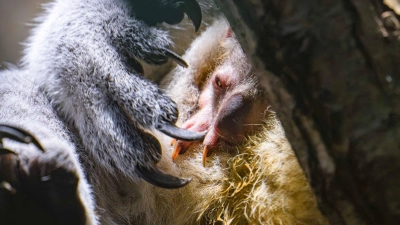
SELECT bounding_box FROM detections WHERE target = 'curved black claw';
[0,125,44,151]
[136,164,192,189]
[157,123,206,141]
[163,48,189,68]
[180,0,202,32]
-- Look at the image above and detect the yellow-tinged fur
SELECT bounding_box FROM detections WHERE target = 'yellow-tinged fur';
[145,17,328,225]
[151,115,326,225]
[199,116,326,224]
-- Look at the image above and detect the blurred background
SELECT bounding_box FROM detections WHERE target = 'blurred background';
[0,0,48,66]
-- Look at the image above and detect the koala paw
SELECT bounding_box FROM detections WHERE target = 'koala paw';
[0,125,86,225]
[123,24,189,67]
[122,0,202,66]
[131,0,202,31]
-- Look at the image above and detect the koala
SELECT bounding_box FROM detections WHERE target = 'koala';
[141,17,328,225]
[0,0,218,224]
[169,25,268,167]
[22,0,208,187]
[0,0,326,224]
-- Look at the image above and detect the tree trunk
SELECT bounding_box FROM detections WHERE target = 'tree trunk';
[214,0,400,224]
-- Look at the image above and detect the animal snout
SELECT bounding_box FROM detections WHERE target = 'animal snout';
[215,94,252,141]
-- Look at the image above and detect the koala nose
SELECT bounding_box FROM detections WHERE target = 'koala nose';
[215,94,252,141]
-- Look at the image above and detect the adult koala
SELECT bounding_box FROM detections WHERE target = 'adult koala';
[0,0,214,224]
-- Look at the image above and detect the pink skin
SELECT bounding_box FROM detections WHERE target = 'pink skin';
[172,61,266,166]
[172,31,268,166]
[171,86,216,162]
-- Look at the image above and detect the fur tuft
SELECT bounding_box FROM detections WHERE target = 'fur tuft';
[199,115,326,224]
[157,17,328,225]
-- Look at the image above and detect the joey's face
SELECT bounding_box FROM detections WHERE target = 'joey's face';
[170,28,269,166]
[172,59,268,165]
[205,61,266,144]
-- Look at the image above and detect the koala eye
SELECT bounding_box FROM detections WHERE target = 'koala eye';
[214,76,223,88]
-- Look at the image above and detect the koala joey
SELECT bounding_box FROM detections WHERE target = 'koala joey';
[152,18,327,225]
[169,26,268,166]
[0,0,218,224]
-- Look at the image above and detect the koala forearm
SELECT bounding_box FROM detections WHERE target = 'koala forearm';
[0,70,98,224]
[0,0,215,223]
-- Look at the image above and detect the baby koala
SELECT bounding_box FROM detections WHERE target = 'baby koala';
[160,18,326,225]
[170,24,269,166]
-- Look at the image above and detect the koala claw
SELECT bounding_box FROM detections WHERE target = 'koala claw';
[0,124,44,151]
[0,148,16,155]
[180,0,202,32]
[136,164,192,189]
[163,48,189,68]
[137,132,192,189]
[157,123,206,142]
[131,0,202,31]
[0,124,87,225]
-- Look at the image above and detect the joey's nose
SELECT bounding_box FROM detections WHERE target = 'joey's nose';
[215,94,252,140]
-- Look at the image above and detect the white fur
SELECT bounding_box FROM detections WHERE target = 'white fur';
[154,18,327,224]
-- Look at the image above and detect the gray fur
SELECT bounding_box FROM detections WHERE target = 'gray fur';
[0,69,97,224]
[0,0,217,224]
[22,0,178,175]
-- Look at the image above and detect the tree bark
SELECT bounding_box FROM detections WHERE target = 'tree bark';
[214,0,400,224]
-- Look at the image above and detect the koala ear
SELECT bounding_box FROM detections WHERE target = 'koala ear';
[226,27,233,38]
[180,0,203,31]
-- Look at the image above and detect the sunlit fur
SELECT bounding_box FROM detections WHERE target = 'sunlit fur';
[151,18,328,225]
[1,0,326,224]
[1,0,218,224]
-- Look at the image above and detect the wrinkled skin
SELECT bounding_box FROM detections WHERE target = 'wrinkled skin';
[171,31,269,165]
